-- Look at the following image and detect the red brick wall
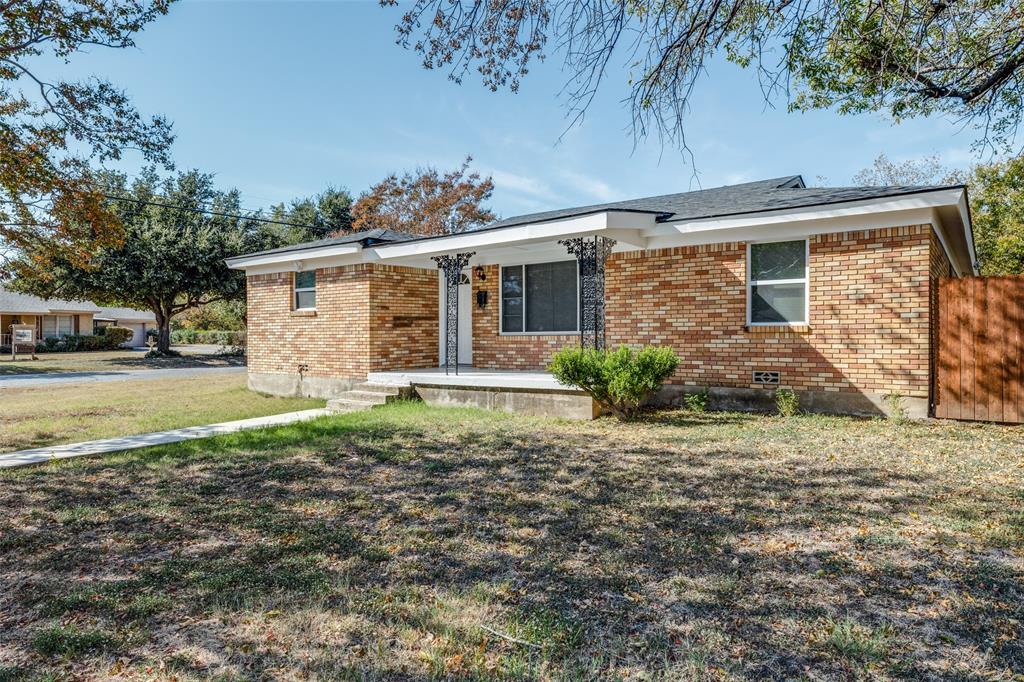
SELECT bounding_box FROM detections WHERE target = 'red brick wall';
[247,266,372,380]
[471,225,938,398]
[470,264,578,370]
[247,263,438,381]
[368,265,439,371]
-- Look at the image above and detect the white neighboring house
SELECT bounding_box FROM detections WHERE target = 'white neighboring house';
[93,306,158,348]
[0,287,156,348]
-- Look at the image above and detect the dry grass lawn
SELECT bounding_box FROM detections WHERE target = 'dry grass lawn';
[0,350,243,376]
[0,374,322,453]
[0,403,1021,680]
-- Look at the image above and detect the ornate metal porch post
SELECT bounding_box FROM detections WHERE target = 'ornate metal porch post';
[559,236,616,349]
[431,252,475,375]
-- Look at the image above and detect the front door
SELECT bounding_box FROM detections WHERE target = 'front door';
[440,273,472,366]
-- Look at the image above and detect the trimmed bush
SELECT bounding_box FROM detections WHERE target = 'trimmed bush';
[103,326,134,347]
[33,326,134,353]
[548,345,679,420]
[170,329,246,346]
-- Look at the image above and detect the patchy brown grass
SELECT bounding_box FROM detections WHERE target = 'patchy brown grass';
[0,404,1021,680]
[0,350,243,376]
[0,374,322,453]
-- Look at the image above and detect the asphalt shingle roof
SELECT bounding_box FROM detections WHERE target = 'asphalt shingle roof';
[229,176,966,259]
[93,306,156,322]
[0,287,99,315]
[473,175,961,231]
[0,287,153,321]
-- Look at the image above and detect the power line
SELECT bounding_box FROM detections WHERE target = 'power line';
[99,193,325,230]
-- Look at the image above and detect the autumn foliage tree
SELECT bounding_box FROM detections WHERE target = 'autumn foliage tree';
[349,157,496,236]
[0,1,175,275]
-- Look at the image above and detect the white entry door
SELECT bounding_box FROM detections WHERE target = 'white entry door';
[440,274,473,366]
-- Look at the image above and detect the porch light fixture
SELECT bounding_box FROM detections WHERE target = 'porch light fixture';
[474,265,486,281]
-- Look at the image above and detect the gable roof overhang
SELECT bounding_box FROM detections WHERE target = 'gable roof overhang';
[227,186,976,277]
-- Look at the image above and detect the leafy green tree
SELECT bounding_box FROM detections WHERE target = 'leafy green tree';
[1,1,175,274]
[265,186,354,243]
[387,0,1024,150]
[967,157,1024,275]
[12,170,265,353]
[854,153,1024,274]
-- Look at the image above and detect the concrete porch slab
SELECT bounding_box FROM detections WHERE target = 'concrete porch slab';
[366,367,575,392]
[366,367,599,420]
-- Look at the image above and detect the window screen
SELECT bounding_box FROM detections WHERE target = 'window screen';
[748,240,807,324]
[294,270,316,310]
[501,261,578,333]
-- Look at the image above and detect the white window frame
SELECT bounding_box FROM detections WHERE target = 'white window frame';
[499,259,581,335]
[293,270,316,311]
[746,238,810,327]
[42,314,74,338]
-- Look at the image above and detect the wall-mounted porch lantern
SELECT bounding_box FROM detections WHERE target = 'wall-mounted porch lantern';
[474,265,486,281]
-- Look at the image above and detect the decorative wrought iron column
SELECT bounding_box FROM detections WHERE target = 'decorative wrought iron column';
[431,252,475,375]
[559,236,616,349]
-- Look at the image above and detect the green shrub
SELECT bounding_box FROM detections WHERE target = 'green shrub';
[548,345,679,420]
[775,388,800,417]
[34,326,133,353]
[170,329,245,346]
[103,326,134,347]
[684,386,710,413]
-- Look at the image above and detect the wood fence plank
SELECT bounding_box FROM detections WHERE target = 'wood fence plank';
[935,275,1024,424]
[1010,278,1023,423]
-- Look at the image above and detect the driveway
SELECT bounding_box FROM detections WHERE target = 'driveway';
[0,365,246,390]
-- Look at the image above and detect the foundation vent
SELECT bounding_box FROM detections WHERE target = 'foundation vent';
[753,370,781,386]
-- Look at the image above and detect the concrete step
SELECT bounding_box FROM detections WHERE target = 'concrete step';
[340,390,395,404]
[353,381,414,397]
[327,397,382,413]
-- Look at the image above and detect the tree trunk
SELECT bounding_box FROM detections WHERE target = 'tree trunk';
[152,305,172,353]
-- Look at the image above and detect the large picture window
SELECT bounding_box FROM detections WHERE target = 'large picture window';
[501,261,579,333]
[42,314,74,338]
[293,270,316,310]
[748,239,808,325]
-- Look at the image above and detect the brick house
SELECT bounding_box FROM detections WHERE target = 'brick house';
[227,176,976,418]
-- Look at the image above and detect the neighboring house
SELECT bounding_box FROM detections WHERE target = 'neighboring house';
[226,176,976,419]
[0,287,156,348]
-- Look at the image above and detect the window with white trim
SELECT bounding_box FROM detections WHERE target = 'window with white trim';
[748,239,808,325]
[293,270,316,310]
[501,261,579,333]
[42,314,74,338]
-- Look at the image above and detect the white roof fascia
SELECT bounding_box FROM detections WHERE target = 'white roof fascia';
[227,243,362,271]
[370,212,658,262]
[957,191,979,274]
[649,189,963,238]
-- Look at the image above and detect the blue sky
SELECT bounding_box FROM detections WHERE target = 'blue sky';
[53,0,982,219]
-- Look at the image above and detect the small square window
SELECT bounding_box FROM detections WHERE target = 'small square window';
[294,270,316,310]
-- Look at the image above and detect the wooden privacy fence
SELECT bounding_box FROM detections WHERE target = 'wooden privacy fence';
[935,276,1024,423]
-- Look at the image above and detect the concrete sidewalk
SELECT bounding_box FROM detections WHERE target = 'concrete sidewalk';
[0,408,332,469]
[0,365,245,390]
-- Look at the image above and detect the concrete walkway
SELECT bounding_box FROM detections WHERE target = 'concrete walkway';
[0,408,332,469]
[0,365,245,390]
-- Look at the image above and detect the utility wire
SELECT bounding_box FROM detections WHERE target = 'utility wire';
[99,193,325,230]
